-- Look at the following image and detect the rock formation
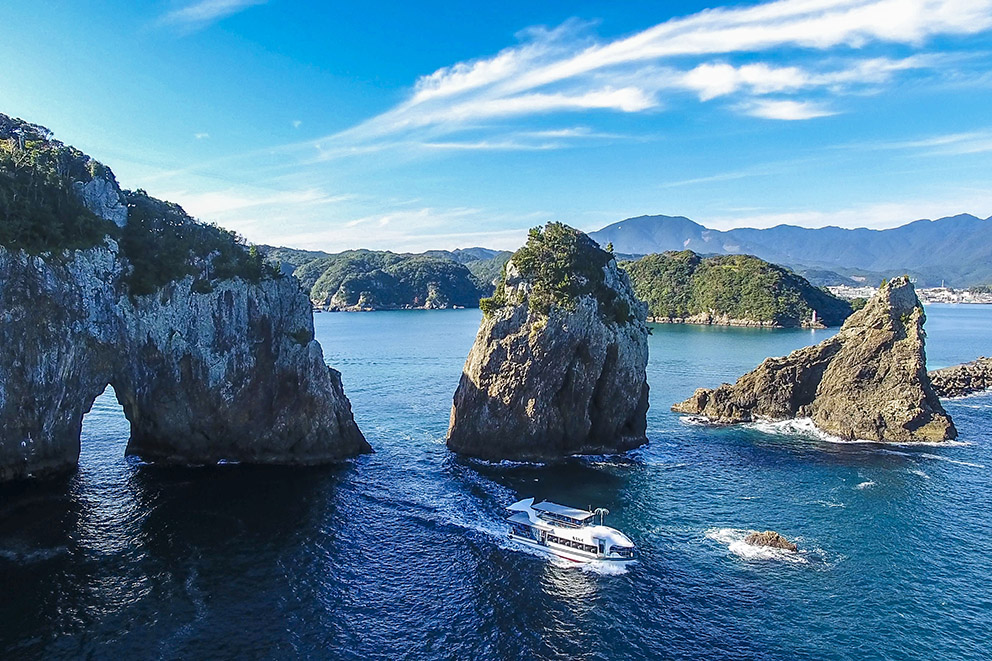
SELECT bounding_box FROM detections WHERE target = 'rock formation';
[929,357,992,399]
[673,276,956,442]
[0,114,369,482]
[446,223,649,460]
[744,531,798,552]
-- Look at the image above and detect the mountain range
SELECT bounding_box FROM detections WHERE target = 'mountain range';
[588,214,992,287]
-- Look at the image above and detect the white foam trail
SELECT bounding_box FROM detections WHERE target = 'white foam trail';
[743,418,861,444]
[678,415,711,426]
[706,528,808,564]
[880,449,984,469]
[907,468,930,479]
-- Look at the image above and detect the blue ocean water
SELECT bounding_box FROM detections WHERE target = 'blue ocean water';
[1,304,990,659]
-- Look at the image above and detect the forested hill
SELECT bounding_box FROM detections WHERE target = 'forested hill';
[622,251,853,327]
[263,246,511,310]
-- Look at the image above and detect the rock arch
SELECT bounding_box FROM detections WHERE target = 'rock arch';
[0,244,369,483]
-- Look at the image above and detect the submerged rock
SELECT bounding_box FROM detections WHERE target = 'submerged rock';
[0,115,369,482]
[744,531,798,552]
[673,276,956,442]
[446,223,649,461]
[929,357,992,399]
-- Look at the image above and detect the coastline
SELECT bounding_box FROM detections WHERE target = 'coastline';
[647,312,827,329]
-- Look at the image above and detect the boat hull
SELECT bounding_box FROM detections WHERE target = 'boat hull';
[509,532,636,565]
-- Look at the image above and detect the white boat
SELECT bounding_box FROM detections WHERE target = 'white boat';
[506,497,637,564]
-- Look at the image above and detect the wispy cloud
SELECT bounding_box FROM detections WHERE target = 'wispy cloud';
[301,0,991,158]
[740,98,838,120]
[160,0,267,31]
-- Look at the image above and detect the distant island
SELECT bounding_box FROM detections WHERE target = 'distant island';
[622,250,853,328]
[589,213,992,288]
[263,246,510,311]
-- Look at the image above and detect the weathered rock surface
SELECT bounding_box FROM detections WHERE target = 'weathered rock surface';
[446,225,649,460]
[673,276,956,442]
[929,357,992,399]
[745,531,798,552]
[0,130,369,482]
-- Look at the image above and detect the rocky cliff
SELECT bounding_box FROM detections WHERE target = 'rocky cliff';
[0,114,369,481]
[673,276,956,442]
[929,357,992,399]
[446,223,649,460]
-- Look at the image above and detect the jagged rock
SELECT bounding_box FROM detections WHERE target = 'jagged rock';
[673,276,956,442]
[0,240,370,481]
[446,223,649,460]
[72,177,128,228]
[0,117,369,482]
[745,531,798,552]
[929,357,992,399]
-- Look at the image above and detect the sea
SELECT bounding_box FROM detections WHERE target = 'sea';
[1,303,990,660]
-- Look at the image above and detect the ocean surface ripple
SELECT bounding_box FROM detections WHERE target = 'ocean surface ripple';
[1,304,991,660]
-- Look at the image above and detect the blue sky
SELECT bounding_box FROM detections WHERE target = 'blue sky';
[3,0,992,250]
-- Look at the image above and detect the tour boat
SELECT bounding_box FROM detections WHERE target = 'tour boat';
[506,498,637,564]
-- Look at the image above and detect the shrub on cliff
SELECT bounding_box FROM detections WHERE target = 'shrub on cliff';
[481,222,632,325]
[0,117,117,252]
[121,190,277,295]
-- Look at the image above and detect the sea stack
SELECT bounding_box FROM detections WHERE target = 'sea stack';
[446,223,649,460]
[673,276,956,442]
[0,113,369,482]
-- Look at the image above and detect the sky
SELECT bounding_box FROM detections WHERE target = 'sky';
[2,0,992,251]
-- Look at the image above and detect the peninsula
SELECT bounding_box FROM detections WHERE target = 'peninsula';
[623,250,853,327]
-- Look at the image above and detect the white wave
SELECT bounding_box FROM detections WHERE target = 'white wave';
[941,388,992,401]
[879,449,984,469]
[706,528,807,564]
[808,500,845,508]
[906,468,930,479]
[743,418,858,444]
[679,415,711,426]
[918,453,985,469]
[854,480,875,490]
[579,559,633,576]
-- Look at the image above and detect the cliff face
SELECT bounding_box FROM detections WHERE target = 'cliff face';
[0,115,369,482]
[929,357,992,399]
[673,276,956,442]
[446,224,649,460]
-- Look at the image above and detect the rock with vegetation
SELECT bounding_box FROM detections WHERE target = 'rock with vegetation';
[0,113,369,482]
[622,250,852,327]
[446,223,650,460]
[745,531,798,552]
[673,276,956,442]
[929,357,992,399]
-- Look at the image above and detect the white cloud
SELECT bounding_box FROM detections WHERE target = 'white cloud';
[292,120,302,129]
[194,132,210,139]
[161,0,267,31]
[306,0,991,155]
[740,98,838,119]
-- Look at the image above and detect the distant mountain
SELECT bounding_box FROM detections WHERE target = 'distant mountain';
[623,251,852,327]
[590,214,992,287]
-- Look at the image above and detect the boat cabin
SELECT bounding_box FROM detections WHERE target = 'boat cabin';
[532,501,595,528]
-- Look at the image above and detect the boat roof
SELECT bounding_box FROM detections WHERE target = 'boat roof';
[507,511,551,529]
[532,500,595,521]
